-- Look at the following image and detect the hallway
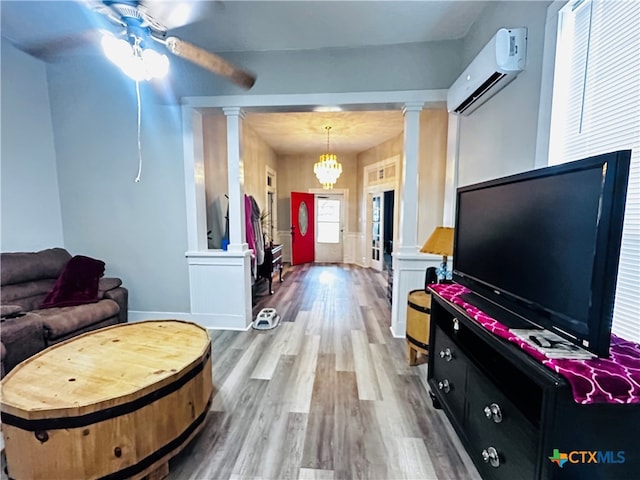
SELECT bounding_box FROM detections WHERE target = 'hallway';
[169,264,481,479]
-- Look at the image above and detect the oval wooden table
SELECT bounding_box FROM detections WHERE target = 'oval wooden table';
[1,320,213,480]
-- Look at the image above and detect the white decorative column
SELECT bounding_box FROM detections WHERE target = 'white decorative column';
[391,102,440,338]
[223,107,248,253]
[222,107,252,328]
[397,102,423,254]
[185,107,252,330]
[182,108,208,251]
[443,113,460,227]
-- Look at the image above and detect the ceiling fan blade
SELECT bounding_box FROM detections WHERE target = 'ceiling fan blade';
[165,36,256,89]
[138,1,208,31]
[21,30,103,61]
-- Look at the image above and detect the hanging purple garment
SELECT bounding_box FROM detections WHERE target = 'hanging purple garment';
[250,196,265,265]
[245,194,255,253]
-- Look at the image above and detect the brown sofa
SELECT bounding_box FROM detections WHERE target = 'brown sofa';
[0,248,128,376]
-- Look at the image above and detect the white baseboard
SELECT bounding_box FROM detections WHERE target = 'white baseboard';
[390,325,404,339]
[127,310,252,331]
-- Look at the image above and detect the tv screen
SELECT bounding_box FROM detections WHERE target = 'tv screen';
[453,150,631,357]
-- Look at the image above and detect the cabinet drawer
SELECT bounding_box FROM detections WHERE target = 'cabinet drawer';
[431,325,467,420]
[466,370,538,480]
[271,245,283,264]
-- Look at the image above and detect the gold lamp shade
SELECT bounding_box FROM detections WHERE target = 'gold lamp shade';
[421,226,454,283]
[420,226,454,256]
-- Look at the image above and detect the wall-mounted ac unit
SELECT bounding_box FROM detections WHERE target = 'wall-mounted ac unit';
[447,27,527,116]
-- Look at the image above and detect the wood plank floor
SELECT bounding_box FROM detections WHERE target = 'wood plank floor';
[170,264,481,480]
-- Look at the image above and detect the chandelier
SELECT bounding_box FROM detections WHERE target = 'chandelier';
[314,126,343,189]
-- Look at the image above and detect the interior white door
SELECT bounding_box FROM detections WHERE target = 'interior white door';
[370,193,383,271]
[315,194,343,263]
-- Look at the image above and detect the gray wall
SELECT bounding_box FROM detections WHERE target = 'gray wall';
[1,2,552,315]
[456,1,550,187]
[162,40,464,98]
[32,39,464,313]
[2,15,470,312]
[2,2,553,315]
[46,57,190,312]
[1,40,64,252]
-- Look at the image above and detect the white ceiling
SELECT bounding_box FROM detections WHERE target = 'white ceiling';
[169,1,488,52]
[1,0,487,154]
[244,110,405,154]
[1,1,488,53]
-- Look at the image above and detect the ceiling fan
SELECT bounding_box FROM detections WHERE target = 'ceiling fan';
[42,0,256,89]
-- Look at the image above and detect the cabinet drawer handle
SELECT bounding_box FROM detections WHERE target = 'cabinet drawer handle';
[481,447,500,468]
[483,403,503,423]
[453,317,460,332]
[437,379,451,393]
[439,348,453,362]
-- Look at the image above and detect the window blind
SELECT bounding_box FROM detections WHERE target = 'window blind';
[549,0,640,342]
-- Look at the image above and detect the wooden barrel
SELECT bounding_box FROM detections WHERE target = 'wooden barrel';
[406,289,432,365]
[0,320,213,480]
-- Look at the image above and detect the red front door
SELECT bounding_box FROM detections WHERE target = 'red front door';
[291,192,315,265]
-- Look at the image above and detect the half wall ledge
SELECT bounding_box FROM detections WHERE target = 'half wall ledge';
[185,249,253,330]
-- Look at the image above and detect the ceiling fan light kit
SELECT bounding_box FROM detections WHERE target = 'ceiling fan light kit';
[94,0,256,89]
[101,32,168,81]
[16,0,257,182]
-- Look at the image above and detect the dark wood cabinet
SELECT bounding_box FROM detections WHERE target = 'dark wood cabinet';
[386,265,393,305]
[257,244,283,295]
[428,291,639,480]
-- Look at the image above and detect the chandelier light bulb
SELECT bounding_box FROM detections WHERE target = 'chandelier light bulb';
[314,126,343,189]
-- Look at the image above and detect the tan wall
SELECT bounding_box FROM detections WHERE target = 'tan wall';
[277,152,358,234]
[358,134,404,169]
[203,114,228,249]
[203,115,278,249]
[356,109,448,246]
[204,109,447,254]
[357,133,404,232]
[243,123,278,211]
[243,123,278,244]
[417,109,449,244]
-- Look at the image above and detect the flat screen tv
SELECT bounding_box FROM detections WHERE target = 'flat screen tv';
[453,150,631,357]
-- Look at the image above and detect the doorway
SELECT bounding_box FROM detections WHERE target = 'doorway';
[383,190,394,270]
[315,194,344,263]
[368,190,396,272]
[364,156,400,272]
[265,167,277,246]
[370,193,383,271]
[290,192,315,265]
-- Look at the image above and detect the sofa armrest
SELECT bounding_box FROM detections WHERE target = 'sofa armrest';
[0,313,46,376]
[1,342,6,377]
[1,304,24,318]
[98,277,122,297]
[104,286,128,323]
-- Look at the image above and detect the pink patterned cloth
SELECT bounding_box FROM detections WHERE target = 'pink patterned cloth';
[430,283,640,405]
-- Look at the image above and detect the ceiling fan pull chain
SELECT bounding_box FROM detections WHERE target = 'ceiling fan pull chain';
[134,80,143,183]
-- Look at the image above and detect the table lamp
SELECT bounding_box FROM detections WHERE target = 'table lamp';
[420,226,454,283]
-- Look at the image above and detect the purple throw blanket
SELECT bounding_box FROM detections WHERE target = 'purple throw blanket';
[430,283,640,405]
[41,255,105,308]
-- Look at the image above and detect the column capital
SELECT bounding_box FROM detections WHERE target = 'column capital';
[226,243,249,253]
[402,102,424,115]
[222,107,246,118]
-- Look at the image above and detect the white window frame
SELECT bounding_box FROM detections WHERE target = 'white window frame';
[537,0,640,343]
[316,197,341,244]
